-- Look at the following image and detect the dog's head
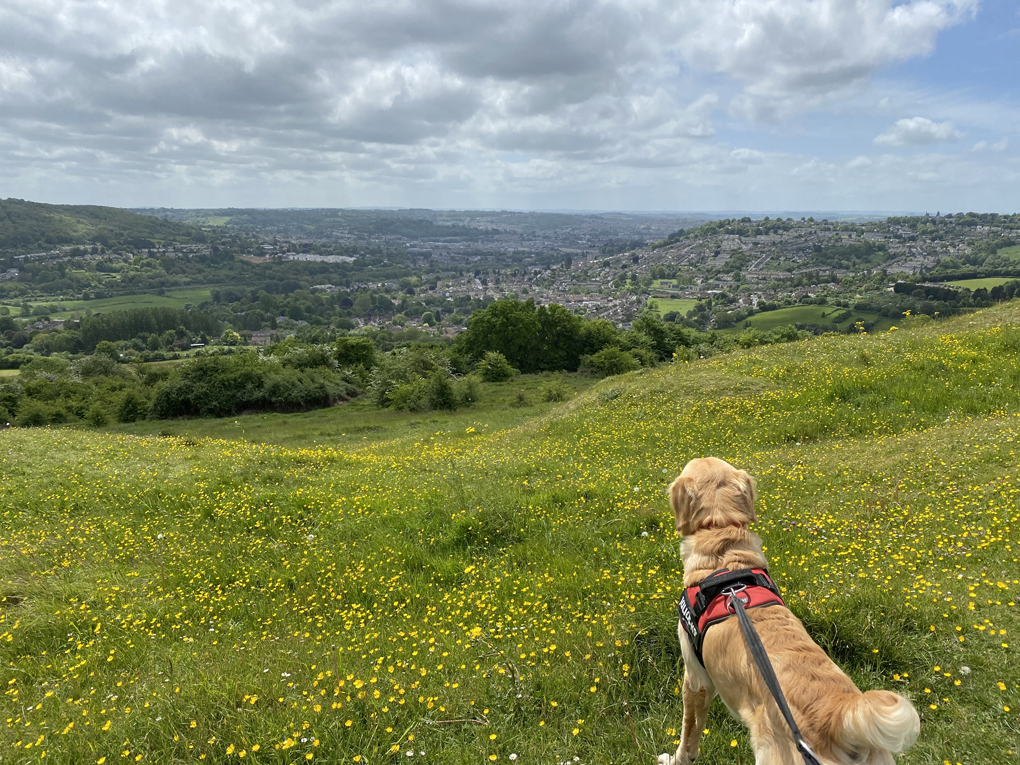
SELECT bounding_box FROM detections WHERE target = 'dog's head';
[668,457,757,536]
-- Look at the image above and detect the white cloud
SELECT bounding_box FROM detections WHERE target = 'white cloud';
[730,148,766,164]
[874,117,962,147]
[670,0,978,120]
[972,137,1010,152]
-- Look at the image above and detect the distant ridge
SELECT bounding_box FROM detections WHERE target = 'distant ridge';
[0,198,207,254]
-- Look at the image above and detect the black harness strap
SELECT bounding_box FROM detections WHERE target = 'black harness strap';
[728,591,822,765]
[694,568,775,612]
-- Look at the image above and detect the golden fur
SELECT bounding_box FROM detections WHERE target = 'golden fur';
[659,457,919,765]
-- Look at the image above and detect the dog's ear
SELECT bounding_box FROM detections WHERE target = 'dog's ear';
[668,474,696,536]
[734,469,757,523]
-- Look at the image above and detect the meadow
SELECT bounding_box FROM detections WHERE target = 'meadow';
[946,278,1016,290]
[996,245,1020,262]
[2,306,1020,764]
[646,298,698,318]
[723,304,896,334]
[17,289,214,319]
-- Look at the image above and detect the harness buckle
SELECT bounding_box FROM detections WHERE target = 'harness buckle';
[722,584,750,614]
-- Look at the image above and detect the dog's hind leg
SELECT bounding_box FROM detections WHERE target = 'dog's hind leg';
[658,672,713,765]
[746,706,801,765]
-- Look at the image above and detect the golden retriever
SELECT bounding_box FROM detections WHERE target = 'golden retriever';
[659,457,919,765]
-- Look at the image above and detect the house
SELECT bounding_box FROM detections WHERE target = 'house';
[29,319,65,331]
[250,331,275,347]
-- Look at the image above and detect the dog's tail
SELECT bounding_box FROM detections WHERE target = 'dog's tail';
[837,690,920,756]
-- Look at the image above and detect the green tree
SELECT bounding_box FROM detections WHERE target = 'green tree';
[455,300,541,372]
[94,340,121,363]
[352,294,373,317]
[221,328,243,346]
[334,336,376,369]
[580,319,622,355]
[535,303,584,371]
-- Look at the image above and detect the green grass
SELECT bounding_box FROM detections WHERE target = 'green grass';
[946,277,1015,290]
[108,373,597,450]
[720,304,897,334]
[0,369,19,377]
[997,245,1020,261]
[3,307,1020,764]
[17,288,214,318]
[647,298,698,317]
[652,280,691,290]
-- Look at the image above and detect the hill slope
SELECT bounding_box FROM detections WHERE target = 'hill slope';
[2,307,1019,764]
[0,198,207,253]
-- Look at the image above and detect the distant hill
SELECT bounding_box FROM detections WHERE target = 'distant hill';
[0,198,207,253]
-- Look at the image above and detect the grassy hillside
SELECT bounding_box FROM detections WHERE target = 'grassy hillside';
[23,288,214,319]
[723,304,897,333]
[0,199,207,253]
[2,308,1020,764]
[947,277,1016,290]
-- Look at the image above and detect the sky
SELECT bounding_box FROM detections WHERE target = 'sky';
[0,0,1017,213]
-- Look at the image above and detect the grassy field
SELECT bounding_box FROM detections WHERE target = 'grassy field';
[3,307,1020,764]
[997,245,1020,261]
[16,288,214,318]
[0,369,19,378]
[946,278,1016,290]
[108,373,598,450]
[720,304,897,334]
[647,298,698,317]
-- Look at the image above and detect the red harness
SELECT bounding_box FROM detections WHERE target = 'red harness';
[677,568,785,666]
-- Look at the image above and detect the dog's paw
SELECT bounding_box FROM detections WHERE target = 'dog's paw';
[656,754,674,765]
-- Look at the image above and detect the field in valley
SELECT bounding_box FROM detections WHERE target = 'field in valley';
[2,308,1020,764]
[15,289,215,319]
[646,298,698,319]
[724,304,897,334]
[946,278,1016,290]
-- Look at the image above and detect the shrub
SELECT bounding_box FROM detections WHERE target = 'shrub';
[368,347,453,408]
[73,354,121,379]
[426,371,457,411]
[456,375,481,407]
[85,402,110,427]
[0,353,34,370]
[150,353,355,419]
[117,390,150,423]
[476,351,518,382]
[16,399,51,427]
[388,372,453,413]
[629,347,658,367]
[334,336,376,369]
[510,390,530,408]
[19,356,71,382]
[579,346,639,377]
[388,377,432,412]
[540,377,572,402]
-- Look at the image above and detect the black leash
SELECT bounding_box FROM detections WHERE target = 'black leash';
[728,591,823,765]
